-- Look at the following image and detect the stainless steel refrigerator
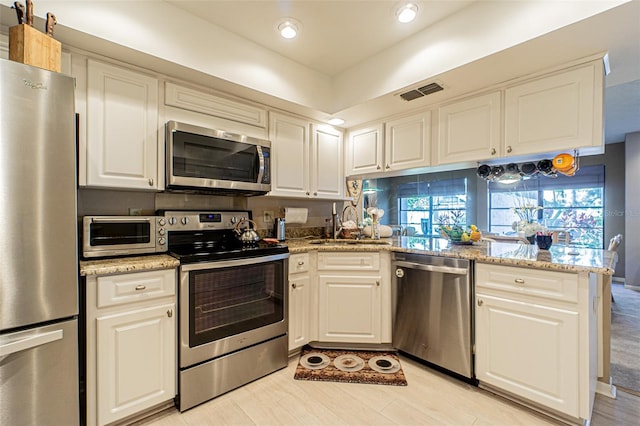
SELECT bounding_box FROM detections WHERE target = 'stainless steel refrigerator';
[0,58,79,425]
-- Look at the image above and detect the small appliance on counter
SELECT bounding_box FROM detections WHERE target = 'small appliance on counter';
[81,216,168,258]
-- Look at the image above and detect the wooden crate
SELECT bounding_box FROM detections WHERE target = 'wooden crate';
[9,24,61,72]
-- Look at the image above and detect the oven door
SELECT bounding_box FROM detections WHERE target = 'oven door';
[179,253,288,368]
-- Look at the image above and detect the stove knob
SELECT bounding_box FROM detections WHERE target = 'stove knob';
[181,217,189,225]
[158,218,166,226]
[230,217,238,224]
[158,237,166,245]
[159,228,166,236]
[168,217,177,225]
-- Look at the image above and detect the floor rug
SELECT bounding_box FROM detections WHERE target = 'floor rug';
[293,345,407,386]
[610,283,640,394]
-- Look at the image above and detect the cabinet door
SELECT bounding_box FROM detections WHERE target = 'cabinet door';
[311,125,344,198]
[504,63,601,156]
[288,273,311,351]
[475,293,579,417]
[347,125,384,175]
[96,303,176,425]
[269,112,310,197]
[437,92,501,164]
[86,60,159,190]
[384,111,431,171]
[318,274,381,343]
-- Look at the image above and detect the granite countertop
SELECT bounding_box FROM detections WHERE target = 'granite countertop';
[285,236,617,275]
[79,254,180,276]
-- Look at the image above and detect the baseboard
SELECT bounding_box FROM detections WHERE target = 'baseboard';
[612,276,625,284]
[624,283,640,292]
[596,378,617,399]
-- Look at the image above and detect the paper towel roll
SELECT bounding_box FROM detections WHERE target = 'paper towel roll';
[284,207,308,224]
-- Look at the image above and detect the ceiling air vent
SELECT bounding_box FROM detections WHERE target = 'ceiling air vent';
[399,82,444,101]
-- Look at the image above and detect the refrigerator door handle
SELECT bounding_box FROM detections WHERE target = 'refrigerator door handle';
[0,329,63,359]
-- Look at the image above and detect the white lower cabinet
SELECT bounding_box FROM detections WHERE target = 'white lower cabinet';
[288,253,317,351]
[86,268,177,426]
[317,252,391,344]
[475,263,597,422]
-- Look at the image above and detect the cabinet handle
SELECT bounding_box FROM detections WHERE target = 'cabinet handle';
[376,165,381,170]
[477,298,484,306]
[490,148,496,155]
[135,285,146,291]
[291,283,297,289]
[297,261,305,265]
[148,178,154,186]
[306,191,310,196]
[313,192,318,196]
[506,145,513,154]
[514,278,525,284]
[376,280,380,286]
[167,309,173,318]
[385,164,390,169]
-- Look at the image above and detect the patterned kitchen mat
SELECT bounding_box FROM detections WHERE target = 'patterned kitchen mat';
[293,345,407,386]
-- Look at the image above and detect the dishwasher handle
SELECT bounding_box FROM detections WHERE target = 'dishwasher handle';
[394,260,469,275]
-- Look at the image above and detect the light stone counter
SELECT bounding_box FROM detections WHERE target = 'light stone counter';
[79,254,180,276]
[285,236,617,275]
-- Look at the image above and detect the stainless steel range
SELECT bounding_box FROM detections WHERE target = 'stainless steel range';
[163,210,289,411]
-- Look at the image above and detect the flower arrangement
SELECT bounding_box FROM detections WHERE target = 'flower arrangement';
[510,195,544,237]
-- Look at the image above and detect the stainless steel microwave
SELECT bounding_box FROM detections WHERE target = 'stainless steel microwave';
[82,216,167,258]
[165,121,271,195]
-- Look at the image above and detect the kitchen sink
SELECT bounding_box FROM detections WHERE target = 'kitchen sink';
[308,239,392,245]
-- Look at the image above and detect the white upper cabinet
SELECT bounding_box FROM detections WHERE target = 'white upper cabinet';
[84,59,160,190]
[311,124,344,199]
[346,111,431,177]
[504,61,603,156]
[384,111,432,171]
[347,124,384,175]
[269,112,344,199]
[436,92,502,164]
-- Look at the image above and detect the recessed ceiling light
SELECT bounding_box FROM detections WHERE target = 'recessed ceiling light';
[396,3,418,23]
[277,19,299,39]
[328,118,345,126]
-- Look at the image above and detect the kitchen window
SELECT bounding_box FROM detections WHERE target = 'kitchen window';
[397,178,468,236]
[488,165,605,248]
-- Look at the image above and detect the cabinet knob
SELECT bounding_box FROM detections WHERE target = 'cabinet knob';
[167,309,173,318]
[376,165,381,170]
[385,164,390,169]
[306,191,310,196]
[514,278,525,284]
[291,283,297,289]
[506,145,513,154]
[313,192,318,196]
[148,178,154,186]
[490,148,496,155]
[135,285,146,291]
[298,261,305,265]
[376,280,380,286]
[477,299,483,306]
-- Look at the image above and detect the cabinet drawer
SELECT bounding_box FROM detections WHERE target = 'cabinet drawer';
[317,252,380,271]
[289,253,310,274]
[476,263,578,304]
[96,269,176,308]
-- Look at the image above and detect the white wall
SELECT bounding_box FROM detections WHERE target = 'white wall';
[625,132,640,285]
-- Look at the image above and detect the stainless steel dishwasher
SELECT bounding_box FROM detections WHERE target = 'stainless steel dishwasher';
[392,252,474,379]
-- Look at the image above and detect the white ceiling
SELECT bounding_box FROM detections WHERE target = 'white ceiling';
[166,0,476,77]
[165,0,640,144]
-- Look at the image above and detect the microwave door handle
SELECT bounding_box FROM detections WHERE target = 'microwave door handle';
[91,217,152,223]
[256,146,265,184]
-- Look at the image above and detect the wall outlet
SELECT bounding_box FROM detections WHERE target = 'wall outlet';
[263,210,274,224]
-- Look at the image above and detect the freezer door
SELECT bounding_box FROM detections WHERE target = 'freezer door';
[0,59,78,330]
[0,319,79,425]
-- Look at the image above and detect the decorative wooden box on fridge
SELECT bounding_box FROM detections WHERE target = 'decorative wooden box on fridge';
[9,24,61,73]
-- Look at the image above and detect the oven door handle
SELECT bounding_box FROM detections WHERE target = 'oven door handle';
[91,217,152,223]
[180,253,289,272]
